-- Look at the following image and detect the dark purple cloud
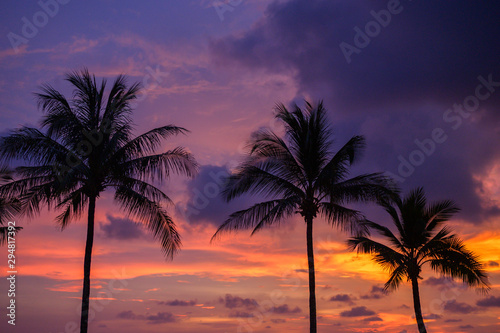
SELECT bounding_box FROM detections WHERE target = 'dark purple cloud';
[362,316,383,322]
[177,165,255,227]
[117,310,138,319]
[425,314,442,320]
[229,311,254,318]
[158,299,196,306]
[211,0,500,110]
[330,294,355,304]
[99,214,145,240]
[340,306,376,317]
[476,296,500,307]
[443,300,476,314]
[361,285,388,299]
[117,310,177,324]
[445,319,462,323]
[270,304,301,314]
[145,312,177,324]
[458,325,474,330]
[219,294,258,310]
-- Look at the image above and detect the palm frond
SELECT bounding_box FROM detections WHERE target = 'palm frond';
[211,198,299,242]
[119,147,197,181]
[425,200,460,232]
[314,135,365,189]
[114,186,180,258]
[327,172,399,204]
[221,164,304,202]
[318,202,365,234]
[429,237,490,292]
[110,125,189,162]
[0,226,22,245]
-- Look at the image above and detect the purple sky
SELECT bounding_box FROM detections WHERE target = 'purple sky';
[1,1,500,332]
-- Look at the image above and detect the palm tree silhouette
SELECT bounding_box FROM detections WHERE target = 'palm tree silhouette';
[212,101,397,333]
[0,69,197,333]
[0,167,21,244]
[348,187,489,333]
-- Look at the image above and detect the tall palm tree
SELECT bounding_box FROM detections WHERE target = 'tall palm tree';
[0,69,197,333]
[0,167,21,244]
[211,101,397,333]
[348,188,489,333]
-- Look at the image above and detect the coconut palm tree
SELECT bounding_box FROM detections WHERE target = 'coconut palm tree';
[0,166,21,244]
[348,187,489,333]
[0,69,197,333]
[211,101,397,333]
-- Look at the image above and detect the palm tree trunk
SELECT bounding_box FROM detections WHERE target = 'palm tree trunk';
[411,277,427,333]
[306,216,317,333]
[80,196,96,333]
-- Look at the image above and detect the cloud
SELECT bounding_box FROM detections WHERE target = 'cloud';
[228,311,254,318]
[117,310,177,324]
[487,260,499,267]
[99,214,145,240]
[423,277,464,291]
[219,294,258,310]
[459,325,474,330]
[445,319,462,323]
[177,165,255,227]
[271,319,286,324]
[476,296,500,307]
[425,314,442,320]
[362,316,383,322]
[270,304,301,314]
[443,300,477,314]
[211,0,500,110]
[361,285,388,299]
[117,310,138,319]
[158,299,197,306]
[146,312,177,324]
[330,294,355,304]
[340,306,376,317]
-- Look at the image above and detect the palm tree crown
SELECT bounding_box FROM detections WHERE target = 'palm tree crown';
[349,187,489,333]
[212,101,397,333]
[0,69,197,332]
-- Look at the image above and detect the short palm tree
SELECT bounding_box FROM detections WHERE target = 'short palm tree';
[0,69,197,333]
[348,188,489,333]
[211,101,397,333]
[0,167,21,244]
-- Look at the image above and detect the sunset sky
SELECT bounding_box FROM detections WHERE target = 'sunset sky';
[1,1,500,332]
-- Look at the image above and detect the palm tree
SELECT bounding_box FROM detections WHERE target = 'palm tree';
[348,187,489,333]
[0,167,21,244]
[0,69,197,333]
[211,101,397,333]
